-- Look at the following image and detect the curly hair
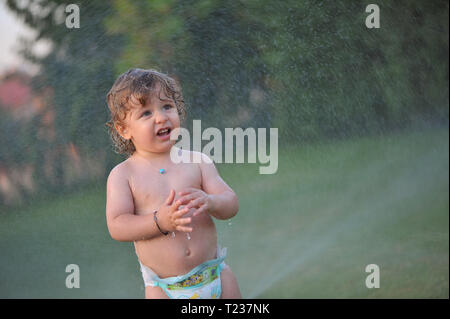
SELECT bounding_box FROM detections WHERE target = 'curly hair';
[105,68,186,156]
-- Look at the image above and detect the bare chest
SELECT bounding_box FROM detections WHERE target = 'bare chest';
[129,162,202,215]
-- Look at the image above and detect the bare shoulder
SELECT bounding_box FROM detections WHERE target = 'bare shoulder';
[107,159,132,183]
[196,151,216,171]
[180,149,213,165]
[190,151,220,186]
[107,158,140,196]
[191,150,232,195]
[177,149,214,170]
[106,159,135,219]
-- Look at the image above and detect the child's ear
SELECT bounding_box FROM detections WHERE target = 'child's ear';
[114,122,131,140]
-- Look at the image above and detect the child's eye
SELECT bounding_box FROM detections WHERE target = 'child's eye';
[163,104,173,110]
[141,110,152,117]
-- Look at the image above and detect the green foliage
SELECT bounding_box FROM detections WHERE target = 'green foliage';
[2,0,448,206]
[107,0,448,142]
[4,0,124,201]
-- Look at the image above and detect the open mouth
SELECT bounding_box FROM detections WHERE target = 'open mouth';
[156,127,171,136]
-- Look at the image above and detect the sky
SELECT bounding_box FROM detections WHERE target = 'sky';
[0,1,47,75]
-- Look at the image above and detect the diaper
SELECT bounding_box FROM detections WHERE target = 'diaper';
[138,246,227,299]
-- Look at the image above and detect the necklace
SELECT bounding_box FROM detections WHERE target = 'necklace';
[157,149,181,174]
[135,154,167,175]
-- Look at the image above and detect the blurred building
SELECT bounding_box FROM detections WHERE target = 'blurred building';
[0,69,73,205]
[0,69,103,207]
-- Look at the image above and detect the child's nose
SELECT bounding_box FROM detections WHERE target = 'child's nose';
[154,109,168,123]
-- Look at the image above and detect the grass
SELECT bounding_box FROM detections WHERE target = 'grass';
[0,126,448,298]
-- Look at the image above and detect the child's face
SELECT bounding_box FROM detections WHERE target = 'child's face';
[118,82,180,154]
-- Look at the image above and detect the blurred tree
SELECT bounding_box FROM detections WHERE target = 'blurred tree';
[1,0,448,207]
[5,0,124,201]
[107,0,448,143]
[239,0,449,141]
[105,0,270,132]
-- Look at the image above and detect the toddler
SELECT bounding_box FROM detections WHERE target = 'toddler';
[105,68,241,299]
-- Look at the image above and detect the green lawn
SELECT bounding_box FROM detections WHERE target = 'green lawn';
[0,126,448,298]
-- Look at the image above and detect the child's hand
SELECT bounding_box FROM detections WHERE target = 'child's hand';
[158,189,193,233]
[178,188,212,217]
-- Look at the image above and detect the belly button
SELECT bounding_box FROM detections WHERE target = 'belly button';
[185,249,191,256]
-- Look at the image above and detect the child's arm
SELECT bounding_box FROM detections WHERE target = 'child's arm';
[106,166,191,242]
[178,153,239,220]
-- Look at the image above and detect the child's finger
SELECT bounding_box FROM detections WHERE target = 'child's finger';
[176,217,192,225]
[192,205,207,217]
[186,197,204,209]
[165,189,176,205]
[177,193,198,205]
[178,188,197,196]
[171,198,184,211]
[176,225,193,232]
[172,207,190,218]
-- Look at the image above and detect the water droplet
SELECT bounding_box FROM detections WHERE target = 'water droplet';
[186,232,191,240]
[228,220,232,226]
[171,232,176,239]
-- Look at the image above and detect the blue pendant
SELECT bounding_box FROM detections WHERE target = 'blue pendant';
[159,168,165,174]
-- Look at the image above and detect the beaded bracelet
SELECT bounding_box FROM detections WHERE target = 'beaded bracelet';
[153,210,169,236]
